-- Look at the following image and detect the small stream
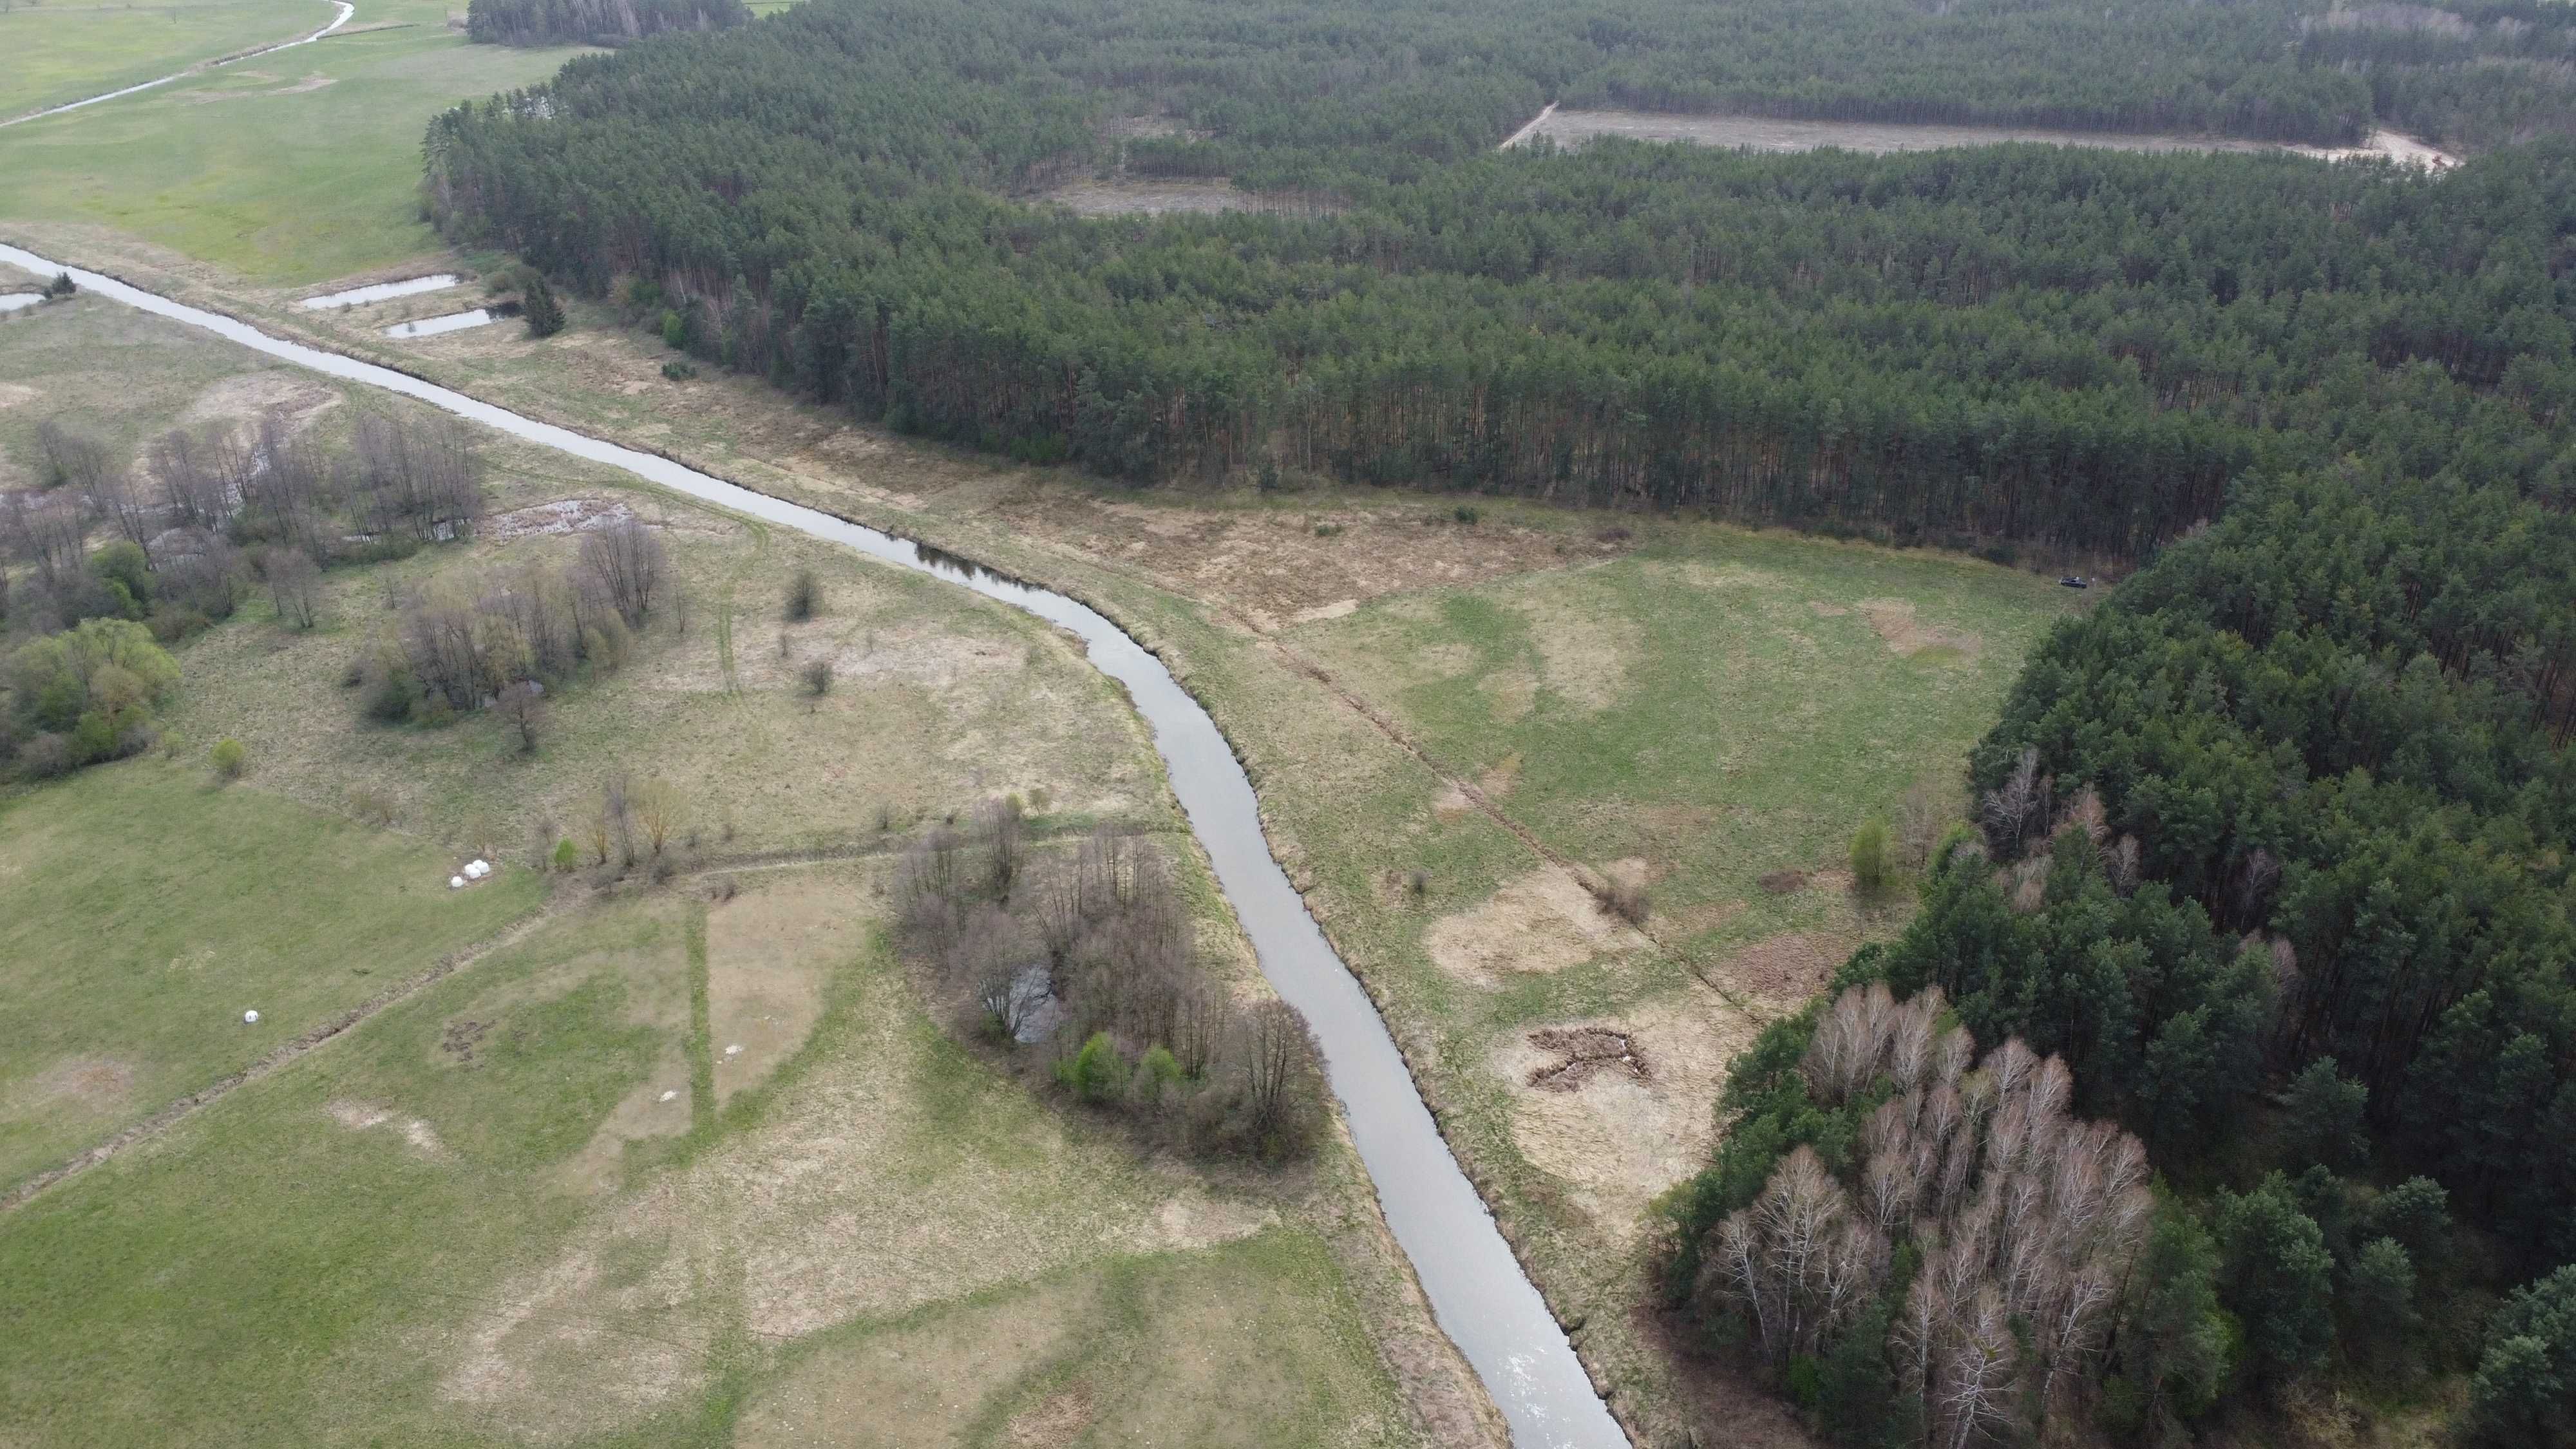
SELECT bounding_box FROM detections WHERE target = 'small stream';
[0,242,1630,1449]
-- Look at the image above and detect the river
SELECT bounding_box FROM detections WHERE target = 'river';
[0,242,1631,1449]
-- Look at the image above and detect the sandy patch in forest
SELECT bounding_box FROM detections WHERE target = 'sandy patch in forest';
[1423,866,1649,985]
[1706,932,1860,1008]
[1040,179,1261,216]
[1857,598,1982,659]
[19,1056,135,1115]
[1491,989,1759,1240]
[705,876,848,1106]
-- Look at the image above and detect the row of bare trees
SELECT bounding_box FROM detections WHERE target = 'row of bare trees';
[1699,984,2154,1448]
[898,807,1323,1159]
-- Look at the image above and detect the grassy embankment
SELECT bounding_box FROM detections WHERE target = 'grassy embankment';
[0,296,1464,1446]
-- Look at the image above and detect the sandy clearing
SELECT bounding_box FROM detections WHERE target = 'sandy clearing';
[1490,987,1760,1242]
[1509,108,2459,169]
[1423,865,1647,985]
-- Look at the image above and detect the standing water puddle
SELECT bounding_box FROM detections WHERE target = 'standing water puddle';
[384,308,498,339]
[303,274,461,309]
[0,242,1632,1449]
[0,295,42,314]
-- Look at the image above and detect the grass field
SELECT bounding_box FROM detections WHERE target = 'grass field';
[0,0,582,283]
[0,0,343,118]
[0,866,1426,1445]
[0,296,1475,1446]
[0,760,543,1191]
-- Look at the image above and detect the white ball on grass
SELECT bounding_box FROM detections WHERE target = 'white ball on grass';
[243,1010,260,1025]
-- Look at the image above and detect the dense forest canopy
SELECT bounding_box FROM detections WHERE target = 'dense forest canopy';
[430,0,2576,559]
[464,0,748,48]
[1667,466,2576,1444]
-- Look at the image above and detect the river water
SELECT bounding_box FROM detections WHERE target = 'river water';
[0,242,1630,1449]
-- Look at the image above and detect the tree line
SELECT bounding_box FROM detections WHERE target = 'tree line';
[1667,463,2576,1444]
[464,0,746,47]
[430,41,2576,560]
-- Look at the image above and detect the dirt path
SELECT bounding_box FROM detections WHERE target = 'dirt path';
[0,895,561,1213]
[1497,101,1558,150]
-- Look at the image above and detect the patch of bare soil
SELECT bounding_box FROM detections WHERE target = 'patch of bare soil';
[181,370,339,431]
[1857,598,1982,659]
[1423,865,1649,985]
[325,1099,450,1158]
[0,383,37,410]
[480,497,637,542]
[1757,869,1808,894]
[1511,581,1637,711]
[1490,989,1760,1241]
[705,876,846,1106]
[733,1278,1090,1449]
[1039,179,1262,216]
[987,491,1622,628]
[21,1056,136,1115]
[1511,108,2458,167]
[1006,1384,1096,1447]
[1708,931,1859,1008]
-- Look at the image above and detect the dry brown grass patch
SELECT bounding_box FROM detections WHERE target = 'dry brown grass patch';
[705,873,854,1106]
[1709,931,1859,1007]
[1490,990,1760,1241]
[1857,598,1982,659]
[1422,866,1649,985]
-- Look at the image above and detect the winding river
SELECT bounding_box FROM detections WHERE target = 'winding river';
[0,243,1631,1449]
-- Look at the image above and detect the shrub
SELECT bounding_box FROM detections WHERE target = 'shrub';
[1850,818,1893,895]
[553,838,579,872]
[659,309,686,349]
[661,359,697,381]
[520,273,566,337]
[800,658,835,698]
[209,738,247,781]
[43,272,76,299]
[1057,1032,1128,1103]
[784,567,820,621]
[1453,504,1480,524]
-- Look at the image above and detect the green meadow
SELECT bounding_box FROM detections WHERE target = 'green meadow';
[0,0,582,281]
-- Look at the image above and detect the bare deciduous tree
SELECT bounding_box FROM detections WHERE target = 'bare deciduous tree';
[578,518,667,630]
[497,679,546,753]
[35,419,114,495]
[265,546,321,629]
